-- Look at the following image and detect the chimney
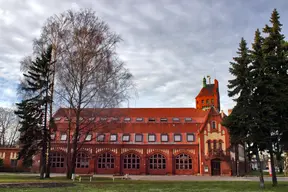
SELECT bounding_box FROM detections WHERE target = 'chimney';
[228,109,233,115]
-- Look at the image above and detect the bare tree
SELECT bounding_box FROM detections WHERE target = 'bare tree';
[0,107,20,147]
[47,9,135,179]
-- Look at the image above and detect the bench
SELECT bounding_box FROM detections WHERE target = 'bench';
[74,174,93,182]
[112,174,130,182]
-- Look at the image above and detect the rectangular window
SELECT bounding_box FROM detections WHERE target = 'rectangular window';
[161,134,169,142]
[212,121,216,129]
[60,133,67,141]
[187,133,195,142]
[206,99,209,104]
[124,117,131,122]
[85,134,92,141]
[88,117,95,121]
[172,117,180,122]
[136,118,143,122]
[135,134,143,142]
[185,117,192,122]
[10,160,17,167]
[97,134,105,142]
[148,118,156,122]
[100,117,107,121]
[111,117,119,121]
[211,99,214,104]
[110,134,117,142]
[148,134,156,142]
[174,134,182,142]
[122,134,130,142]
[160,118,168,122]
[201,100,204,104]
[51,133,56,140]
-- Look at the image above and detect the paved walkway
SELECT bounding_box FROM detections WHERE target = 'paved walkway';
[0,173,287,182]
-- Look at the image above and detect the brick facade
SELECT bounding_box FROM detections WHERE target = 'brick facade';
[0,78,245,176]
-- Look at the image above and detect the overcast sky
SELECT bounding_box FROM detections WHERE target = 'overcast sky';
[0,0,288,113]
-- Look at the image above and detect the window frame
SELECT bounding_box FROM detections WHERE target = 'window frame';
[174,134,182,142]
[148,133,156,142]
[85,134,92,141]
[60,133,67,141]
[97,134,105,142]
[161,134,169,142]
[135,134,143,142]
[148,118,156,122]
[136,117,143,122]
[122,134,130,142]
[110,134,118,142]
[160,118,168,122]
[212,121,217,129]
[172,117,180,122]
[124,117,131,122]
[186,133,195,142]
[184,117,192,122]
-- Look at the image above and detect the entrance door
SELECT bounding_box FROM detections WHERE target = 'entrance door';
[211,159,221,176]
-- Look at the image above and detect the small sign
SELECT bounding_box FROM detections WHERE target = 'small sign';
[204,166,209,173]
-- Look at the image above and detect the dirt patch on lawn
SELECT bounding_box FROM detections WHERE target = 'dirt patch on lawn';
[0,182,75,188]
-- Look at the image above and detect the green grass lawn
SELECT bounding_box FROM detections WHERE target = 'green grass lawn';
[0,175,287,192]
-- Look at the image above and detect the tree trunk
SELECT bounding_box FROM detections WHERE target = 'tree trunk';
[40,104,48,179]
[255,147,264,188]
[66,119,72,179]
[269,143,278,186]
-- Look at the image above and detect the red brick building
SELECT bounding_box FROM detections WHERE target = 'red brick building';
[0,78,244,175]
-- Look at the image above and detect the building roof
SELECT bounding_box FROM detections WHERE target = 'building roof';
[53,107,210,123]
[196,84,215,98]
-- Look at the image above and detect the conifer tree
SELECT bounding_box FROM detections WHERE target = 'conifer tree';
[15,45,54,179]
[260,9,287,186]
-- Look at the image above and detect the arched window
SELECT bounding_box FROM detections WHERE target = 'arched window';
[175,154,192,170]
[149,154,166,169]
[97,152,115,169]
[76,152,89,168]
[207,140,211,151]
[123,153,140,169]
[51,152,65,168]
[219,140,223,150]
[213,140,217,150]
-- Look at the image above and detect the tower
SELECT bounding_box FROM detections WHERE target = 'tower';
[195,77,220,112]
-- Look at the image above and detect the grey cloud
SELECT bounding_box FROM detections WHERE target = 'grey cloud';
[1,0,288,113]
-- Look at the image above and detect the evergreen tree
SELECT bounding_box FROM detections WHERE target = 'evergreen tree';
[260,9,288,186]
[223,38,251,145]
[15,100,43,167]
[15,45,54,179]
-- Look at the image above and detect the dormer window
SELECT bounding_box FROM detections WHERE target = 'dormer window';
[212,121,216,129]
[172,117,180,122]
[136,118,143,122]
[201,100,204,104]
[54,117,61,121]
[148,118,156,122]
[185,117,192,122]
[206,99,209,104]
[88,117,95,121]
[160,118,167,122]
[211,99,214,104]
[124,117,131,122]
[111,117,119,121]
